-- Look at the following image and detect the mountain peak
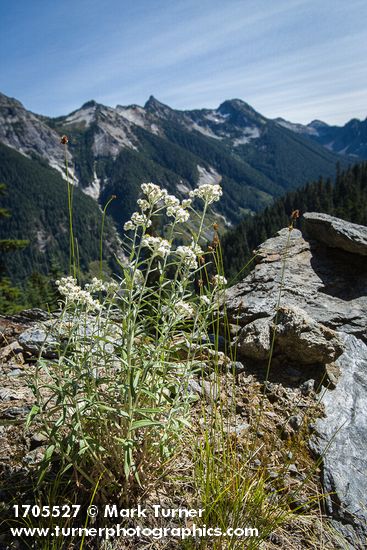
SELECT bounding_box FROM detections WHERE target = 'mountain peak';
[308,119,328,129]
[144,95,172,115]
[218,98,258,114]
[81,100,98,109]
[0,91,25,110]
[217,99,266,126]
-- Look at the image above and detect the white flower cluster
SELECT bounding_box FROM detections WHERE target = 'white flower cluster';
[141,235,171,258]
[176,241,203,270]
[164,194,180,207]
[56,277,102,311]
[190,240,204,256]
[133,269,144,287]
[200,295,211,306]
[176,246,197,270]
[175,300,195,319]
[141,182,167,205]
[166,205,190,223]
[164,194,191,223]
[212,274,227,286]
[137,198,150,212]
[124,212,152,232]
[189,183,223,205]
[85,277,119,294]
[123,220,135,231]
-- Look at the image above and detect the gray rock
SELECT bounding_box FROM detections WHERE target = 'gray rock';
[1,405,31,419]
[311,334,367,548]
[226,217,367,544]
[275,306,343,365]
[188,379,219,401]
[18,327,58,358]
[288,415,302,431]
[7,369,23,377]
[300,379,315,396]
[288,463,298,475]
[227,422,250,435]
[236,317,271,361]
[235,305,343,365]
[227,361,246,373]
[23,447,46,465]
[303,212,367,256]
[15,308,50,322]
[30,433,48,450]
[226,227,367,342]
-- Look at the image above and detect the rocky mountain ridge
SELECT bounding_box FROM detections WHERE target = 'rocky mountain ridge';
[0,91,349,229]
[276,115,367,159]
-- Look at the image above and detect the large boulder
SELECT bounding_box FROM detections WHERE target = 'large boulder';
[236,305,343,365]
[303,212,367,256]
[226,227,367,342]
[275,306,343,364]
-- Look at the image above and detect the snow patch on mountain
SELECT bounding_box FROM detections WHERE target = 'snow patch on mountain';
[204,111,229,124]
[84,169,101,200]
[232,127,261,146]
[176,181,191,194]
[276,118,319,136]
[191,123,222,140]
[197,165,222,186]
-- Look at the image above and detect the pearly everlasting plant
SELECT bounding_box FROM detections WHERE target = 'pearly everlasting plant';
[212,274,227,286]
[189,183,223,205]
[141,235,171,258]
[29,178,227,500]
[56,276,102,311]
[166,205,190,223]
[176,245,199,270]
[141,182,168,204]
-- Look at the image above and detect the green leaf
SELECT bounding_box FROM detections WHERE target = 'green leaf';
[131,419,162,430]
[135,407,163,415]
[25,405,40,429]
[44,444,55,462]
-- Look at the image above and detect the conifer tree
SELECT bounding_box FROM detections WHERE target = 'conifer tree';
[0,183,29,313]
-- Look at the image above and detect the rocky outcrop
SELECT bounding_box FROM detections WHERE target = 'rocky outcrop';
[0,92,71,179]
[227,226,367,342]
[303,212,367,256]
[311,334,367,547]
[236,305,343,365]
[226,213,367,548]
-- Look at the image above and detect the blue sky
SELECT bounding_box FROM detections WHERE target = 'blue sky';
[0,0,366,124]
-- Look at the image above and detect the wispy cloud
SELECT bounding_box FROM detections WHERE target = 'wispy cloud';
[0,0,366,124]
